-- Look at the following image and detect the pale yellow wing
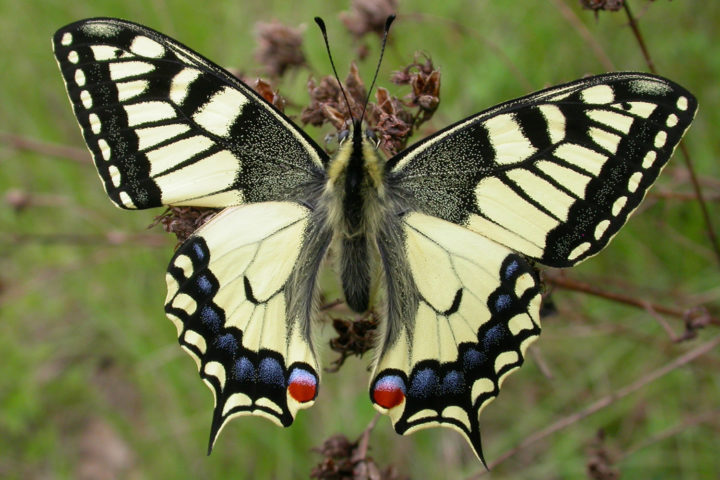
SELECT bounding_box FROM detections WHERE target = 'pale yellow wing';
[371,213,542,463]
[164,201,331,451]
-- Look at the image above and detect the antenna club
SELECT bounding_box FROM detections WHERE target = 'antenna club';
[385,14,396,30]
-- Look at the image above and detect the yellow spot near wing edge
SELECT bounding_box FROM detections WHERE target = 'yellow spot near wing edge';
[204,361,227,390]
[485,113,537,165]
[222,392,252,416]
[130,35,166,58]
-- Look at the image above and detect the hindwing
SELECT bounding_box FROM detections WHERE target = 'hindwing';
[388,73,697,267]
[53,18,327,210]
[164,202,331,450]
[371,213,542,463]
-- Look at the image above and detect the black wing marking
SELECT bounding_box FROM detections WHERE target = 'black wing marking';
[387,73,696,267]
[53,18,327,209]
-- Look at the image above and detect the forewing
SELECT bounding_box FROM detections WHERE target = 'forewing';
[387,73,696,267]
[53,18,327,209]
[371,213,541,463]
[165,202,331,450]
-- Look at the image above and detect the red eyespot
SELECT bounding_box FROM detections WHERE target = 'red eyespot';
[372,375,406,409]
[287,368,317,403]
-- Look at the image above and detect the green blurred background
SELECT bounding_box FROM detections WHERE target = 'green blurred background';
[1,1,718,479]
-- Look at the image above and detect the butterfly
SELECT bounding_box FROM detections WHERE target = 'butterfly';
[52,17,696,464]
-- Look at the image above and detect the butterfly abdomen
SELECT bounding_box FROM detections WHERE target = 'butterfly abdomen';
[322,126,389,313]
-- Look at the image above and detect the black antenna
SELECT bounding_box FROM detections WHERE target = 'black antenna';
[314,17,356,124]
[360,15,396,123]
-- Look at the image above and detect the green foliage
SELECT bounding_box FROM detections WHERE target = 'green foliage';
[1,1,719,479]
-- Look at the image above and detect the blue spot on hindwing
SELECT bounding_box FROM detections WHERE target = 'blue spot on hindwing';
[441,370,464,395]
[200,306,221,332]
[483,325,508,350]
[197,274,212,294]
[463,348,487,370]
[192,241,205,261]
[215,333,238,354]
[408,368,438,399]
[504,259,519,279]
[259,357,285,387]
[495,294,512,312]
[234,357,255,382]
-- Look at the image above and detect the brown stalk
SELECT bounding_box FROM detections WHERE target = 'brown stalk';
[466,334,720,478]
[622,1,720,266]
[0,131,89,163]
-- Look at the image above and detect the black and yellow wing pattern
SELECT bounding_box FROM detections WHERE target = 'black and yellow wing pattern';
[53,17,696,464]
[370,74,696,460]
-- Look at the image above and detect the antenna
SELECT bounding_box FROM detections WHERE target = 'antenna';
[360,15,395,123]
[314,17,356,124]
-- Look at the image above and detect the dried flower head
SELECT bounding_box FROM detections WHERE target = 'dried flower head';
[311,433,406,480]
[301,63,367,130]
[340,0,398,39]
[579,0,624,11]
[253,78,287,112]
[152,206,219,244]
[327,312,378,372]
[254,20,306,77]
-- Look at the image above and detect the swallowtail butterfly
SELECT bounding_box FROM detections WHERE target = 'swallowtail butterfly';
[53,17,696,463]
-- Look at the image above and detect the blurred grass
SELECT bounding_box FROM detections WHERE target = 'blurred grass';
[1,0,719,479]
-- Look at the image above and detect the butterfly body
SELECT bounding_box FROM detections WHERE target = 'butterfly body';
[52,17,696,463]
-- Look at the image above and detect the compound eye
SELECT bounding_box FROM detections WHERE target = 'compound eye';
[365,129,377,141]
[338,129,350,144]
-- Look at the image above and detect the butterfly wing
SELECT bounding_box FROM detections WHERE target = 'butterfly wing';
[165,201,331,450]
[371,213,541,463]
[53,18,327,209]
[386,73,697,267]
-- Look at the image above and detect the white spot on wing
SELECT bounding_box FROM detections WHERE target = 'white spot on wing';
[612,196,627,216]
[117,79,149,102]
[581,85,614,104]
[80,90,92,109]
[589,127,620,154]
[98,139,110,160]
[475,177,558,247]
[60,32,72,45]
[554,143,606,175]
[537,104,565,143]
[587,109,633,134]
[666,114,678,128]
[594,219,611,240]
[123,101,176,127]
[146,135,214,176]
[108,61,154,81]
[568,242,591,261]
[627,172,643,193]
[136,123,191,150]
[130,35,165,58]
[484,113,537,165]
[118,191,135,207]
[170,68,201,105]
[654,131,667,148]
[155,150,241,205]
[642,151,656,169]
[535,160,591,199]
[91,45,123,61]
[89,114,101,134]
[193,86,248,137]
[68,51,79,64]
[74,69,86,87]
[108,165,121,187]
[677,96,689,111]
[505,169,574,221]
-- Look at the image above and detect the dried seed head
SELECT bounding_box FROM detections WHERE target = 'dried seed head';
[374,87,413,157]
[254,20,307,77]
[340,0,399,39]
[327,313,378,372]
[311,433,407,480]
[152,207,219,244]
[579,0,624,11]
[253,78,287,112]
[301,63,367,129]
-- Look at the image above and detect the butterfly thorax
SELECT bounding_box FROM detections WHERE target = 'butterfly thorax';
[322,124,388,313]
